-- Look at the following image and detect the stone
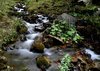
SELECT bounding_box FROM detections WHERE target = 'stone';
[0,56,7,64]
[30,37,45,53]
[36,55,51,71]
[0,56,8,70]
[35,25,45,32]
[57,13,77,25]
[94,8,100,16]
[19,34,26,41]
[0,63,7,70]
[23,14,38,23]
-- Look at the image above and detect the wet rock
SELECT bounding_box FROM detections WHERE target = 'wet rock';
[16,24,27,34]
[94,8,100,16]
[19,34,26,41]
[0,63,7,70]
[78,0,91,5]
[30,37,45,53]
[57,13,77,24]
[0,56,7,64]
[36,55,51,71]
[23,14,38,23]
[9,2,28,17]
[0,55,8,70]
[35,25,45,32]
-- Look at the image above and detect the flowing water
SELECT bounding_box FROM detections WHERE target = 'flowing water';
[4,3,68,71]
[4,2,100,71]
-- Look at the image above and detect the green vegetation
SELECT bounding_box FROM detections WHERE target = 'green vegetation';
[59,54,72,71]
[23,0,71,15]
[49,20,83,43]
[69,5,100,28]
[0,0,22,47]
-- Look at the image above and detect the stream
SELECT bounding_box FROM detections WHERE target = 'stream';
[3,2,100,71]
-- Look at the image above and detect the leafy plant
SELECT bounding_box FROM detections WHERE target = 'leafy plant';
[49,20,83,43]
[59,54,72,71]
[2,31,18,45]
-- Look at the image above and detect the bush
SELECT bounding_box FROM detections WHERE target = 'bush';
[49,20,83,43]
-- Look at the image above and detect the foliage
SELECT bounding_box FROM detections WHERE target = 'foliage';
[59,54,72,71]
[22,0,71,15]
[49,20,83,43]
[0,17,22,47]
[69,5,100,28]
[2,31,18,45]
[0,0,16,16]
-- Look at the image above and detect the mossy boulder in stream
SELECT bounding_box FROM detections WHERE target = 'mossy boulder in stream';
[16,24,27,34]
[36,55,51,71]
[30,37,45,53]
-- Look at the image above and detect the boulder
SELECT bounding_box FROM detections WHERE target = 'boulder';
[30,37,45,53]
[36,55,51,71]
[57,13,77,25]
[35,25,45,32]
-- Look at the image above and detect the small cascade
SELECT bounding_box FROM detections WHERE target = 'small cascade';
[85,49,100,60]
[6,3,73,70]
[7,2,51,58]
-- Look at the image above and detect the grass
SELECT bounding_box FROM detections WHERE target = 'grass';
[0,0,72,47]
[23,0,71,15]
[0,0,22,47]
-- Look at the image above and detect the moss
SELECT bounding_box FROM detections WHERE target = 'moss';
[0,0,23,47]
[16,24,27,34]
[36,55,51,69]
[23,0,71,16]
[31,37,45,53]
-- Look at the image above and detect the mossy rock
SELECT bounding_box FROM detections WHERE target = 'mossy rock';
[16,24,27,34]
[30,37,45,53]
[0,63,7,70]
[36,55,51,70]
[0,56,7,64]
[0,56,8,70]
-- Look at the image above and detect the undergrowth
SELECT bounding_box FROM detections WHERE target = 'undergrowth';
[59,54,72,71]
[49,20,83,43]
[0,0,22,47]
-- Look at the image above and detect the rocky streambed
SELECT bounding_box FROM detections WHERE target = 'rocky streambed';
[1,2,100,71]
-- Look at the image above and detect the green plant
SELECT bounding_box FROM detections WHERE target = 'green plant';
[2,31,18,45]
[59,54,72,71]
[49,20,83,43]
